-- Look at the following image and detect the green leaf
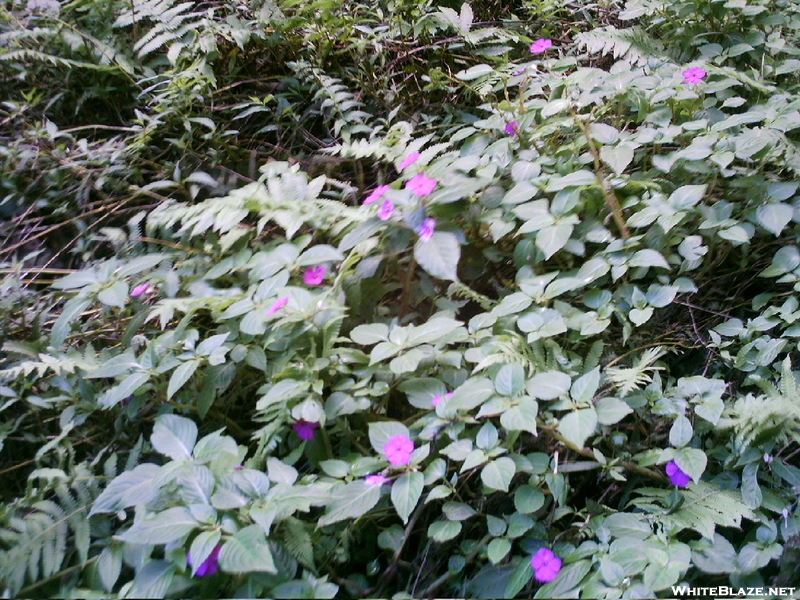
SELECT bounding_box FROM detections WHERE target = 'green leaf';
[318,481,381,527]
[52,296,92,347]
[167,360,200,399]
[127,560,175,599]
[414,231,460,281]
[427,520,462,542]
[595,397,633,425]
[116,507,198,544]
[97,371,150,409]
[514,485,545,513]
[218,525,277,573]
[741,463,762,509]
[589,123,619,144]
[534,559,591,598]
[558,408,598,449]
[488,538,512,564]
[481,457,515,492]
[669,415,693,448]
[528,371,571,400]
[692,533,737,574]
[97,545,122,592]
[536,224,573,260]
[604,513,651,539]
[151,414,197,460]
[392,471,424,524]
[756,203,793,236]
[189,530,222,577]
[673,447,707,482]
[629,249,669,269]
[571,368,600,403]
[91,463,161,514]
[97,281,129,308]
[600,145,634,175]
[457,64,494,80]
[500,397,538,435]
[504,558,533,599]
[669,185,706,208]
[494,364,525,396]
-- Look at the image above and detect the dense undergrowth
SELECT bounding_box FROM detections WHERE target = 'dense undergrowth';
[2,0,800,596]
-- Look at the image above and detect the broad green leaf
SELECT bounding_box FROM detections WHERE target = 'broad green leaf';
[756,203,793,236]
[457,64,494,80]
[428,520,462,542]
[504,558,533,599]
[692,533,737,574]
[669,415,693,448]
[629,249,669,269]
[392,471,424,523]
[674,447,707,482]
[91,463,161,514]
[536,224,573,260]
[669,185,706,208]
[595,397,633,425]
[481,457,515,492]
[116,507,198,544]
[604,513,651,539]
[500,397,538,435]
[189,530,222,577]
[558,408,598,449]
[414,231,460,281]
[318,481,381,526]
[528,371,571,400]
[97,281,129,308]
[52,296,92,347]
[600,145,634,175]
[97,546,123,593]
[571,367,600,403]
[488,538,512,564]
[589,123,619,144]
[167,360,200,399]
[127,560,175,599]
[151,414,197,460]
[741,463,762,509]
[534,559,592,598]
[494,364,524,396]
[218,525,277,573]
[514,485,545,513]
[97,371,150,409]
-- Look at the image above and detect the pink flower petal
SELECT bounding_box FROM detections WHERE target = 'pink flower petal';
[365,474,388,486]
[399,152,421,170]
[416,218,436,242]
[303,265,327,286]
[530,38,553,54]
[378,199,394,221]
[131,283,152,297]
[364,184,390,205]
[292,420,318,440]
[266,296,289,315]
[406,173,437,197]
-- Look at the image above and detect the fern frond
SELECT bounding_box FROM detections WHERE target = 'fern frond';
[574,25,668,66]
[447,282,494,310]
[606,346,666,396]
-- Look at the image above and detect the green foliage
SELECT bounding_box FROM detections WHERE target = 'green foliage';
[2,0,800,595]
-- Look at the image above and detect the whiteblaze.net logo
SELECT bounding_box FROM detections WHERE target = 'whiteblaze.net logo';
[671,586,797,597]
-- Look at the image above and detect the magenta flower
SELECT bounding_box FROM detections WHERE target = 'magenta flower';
[530,38,553,54]
[416,218,436,242]
[406,173,437,197]
[431,392,453,407]
[666,460,691,487]
[131,282,153,297]
[505,121,519,136]
[399,152,421,170]
[531,548,562,583]
[304,265,327,286]
[188,544,221,578]
[266,296,289,315]
[384,435,414,466]
[378,199,394,221]
[292,419,318,440]
[364,184,390,205]
[365,474,388,486]
[682,67,707,84]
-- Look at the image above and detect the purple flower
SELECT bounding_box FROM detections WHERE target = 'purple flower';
[188,544,221,578]
[666,460,691,487]
[531,548,562,583]
[530,39,553,54]
[266,296,289,315]
[406,173,437,197]
[304,265,327,286]
[365,474,388,486]
[292,420,318,440]
[416,218,436,242]
[384,435,414,466]
[378,199,394,221]
[364,184,390,205]
[431,392,453,407]
[131,283,153,297]
[399,152,421,170]
[683,67,707,84]
[505,121,519,136]
[234,465,244,470]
